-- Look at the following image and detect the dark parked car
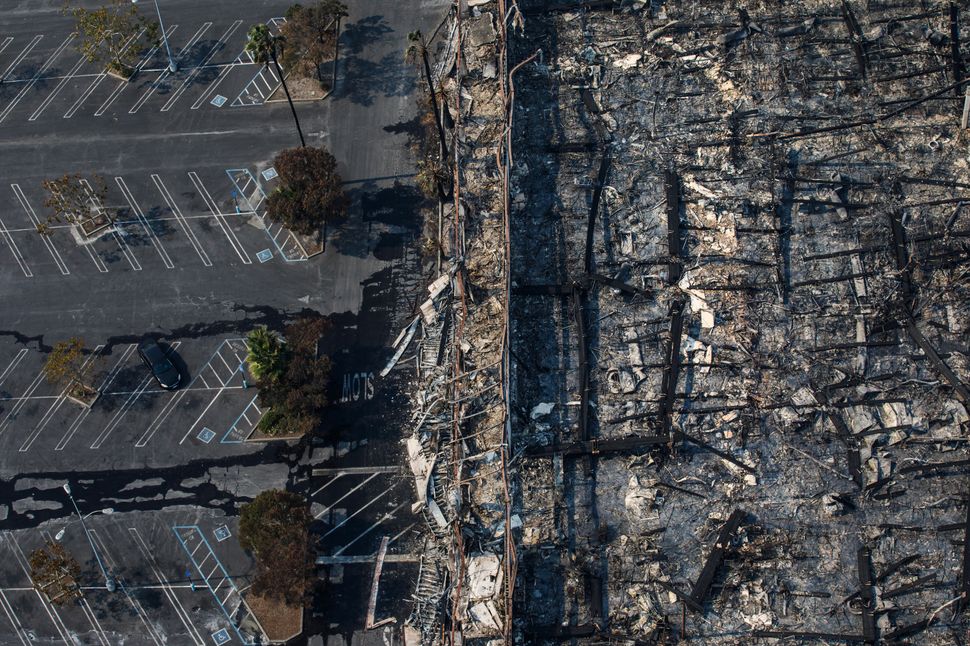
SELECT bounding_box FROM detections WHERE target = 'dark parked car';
[137,339,181,390]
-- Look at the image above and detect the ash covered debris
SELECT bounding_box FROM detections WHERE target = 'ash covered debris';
[504,0,970,644]
[389,0,970,644]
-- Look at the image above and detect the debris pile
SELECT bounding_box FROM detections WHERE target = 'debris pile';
[504,0,970,644]
[393,1,970,643]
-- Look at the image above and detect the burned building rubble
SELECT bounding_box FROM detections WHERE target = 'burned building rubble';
[391,1,970,644]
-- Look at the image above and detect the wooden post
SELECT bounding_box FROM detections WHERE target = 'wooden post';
[961,86,970,129]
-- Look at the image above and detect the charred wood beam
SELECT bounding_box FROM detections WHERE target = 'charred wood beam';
[587,273,650,298]
[843,554,921,604]
[959,499,970,613]
[812,386,862,487]
[840,0,868,79]
[882,619,930,641]
[546,142,598,153]
[898,458,970,476]
[880,574,937,599]
[888,209,970,403]
[572,288,590,443]
[522,434,670,458]
[524,624,597,639]
[660,300,686,439]
[677,430,756,474]
[665,168,683,284]
[521,0,618,15]
[754,630,866,642]
[522,429,756,473]
[654,578,702,612]
[585,153,611,274]
[857,547,877,644]
[511,284,573,295]
[903,318,970,404]
[580,89,610,142]
[951,2,963,96]
[814,340,899,352]
[688,509,746,611]
[791,270,877,287]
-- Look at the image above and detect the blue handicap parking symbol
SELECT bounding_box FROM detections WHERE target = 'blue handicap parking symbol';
[210,94,228,107]
[211,628,231,645]
[214,524,232,542]
[197,428,216,444]
[256,249,273,263]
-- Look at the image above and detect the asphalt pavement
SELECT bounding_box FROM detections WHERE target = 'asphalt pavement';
[0,0,448,642]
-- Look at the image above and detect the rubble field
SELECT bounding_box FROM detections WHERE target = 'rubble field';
[398,1,970,644]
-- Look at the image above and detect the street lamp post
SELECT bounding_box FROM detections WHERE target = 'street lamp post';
[132,0,177,73]
[62,484,116,593]
[55,508,114,541]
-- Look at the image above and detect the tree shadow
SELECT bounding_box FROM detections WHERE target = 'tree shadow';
[326,182,424,258]
[333,50,415,107]
[340,15,393,56]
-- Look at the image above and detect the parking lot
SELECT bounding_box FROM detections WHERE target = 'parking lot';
[0,11,296,127]
[0,508,261,645]
[0,0,448,642]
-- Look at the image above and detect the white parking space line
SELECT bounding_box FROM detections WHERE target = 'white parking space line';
[334,501,409,556]
[81,241,109,272]
[54,343,135,451]
[81,179,140,271]
[78,597,111,646]
[88,374,153,449]
[0,215,32,277]
[89,531,165,646]
[129,22,212,114]
[128,527,206,646]
[0,589,29,646]
[11,183,69,275]
[176,389,223,445]
[3,535,71,645]
[0,37,13,58]
[28,51,87,121]
[314,474,380,519]
[89,338,180,449]
[151,174,212,266]
[0,349,28,387]
[0,368,46,437]
[95,25,178,117]
[63,29,143,119]
[0,35,74,124]
[311,473,344,497]
[114,176,174,269]
[190,35,259,110]
[207,363,225,386]
[0,35,42,82]
[321,484,398,539]
[187,171,251,263]
[161,20,242,112]
[20,344,104,452]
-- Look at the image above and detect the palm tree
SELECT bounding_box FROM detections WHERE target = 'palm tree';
[246,327,287,382]
[247,23,306,148]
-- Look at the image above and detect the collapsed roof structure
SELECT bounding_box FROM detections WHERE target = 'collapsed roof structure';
[394,1,970,643]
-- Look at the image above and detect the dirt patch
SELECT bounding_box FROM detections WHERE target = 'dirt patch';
[247,592,303,643]
[269,74,329,102]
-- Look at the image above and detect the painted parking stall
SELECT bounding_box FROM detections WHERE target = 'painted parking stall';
[0,169,288,280]
[0,15,295,126]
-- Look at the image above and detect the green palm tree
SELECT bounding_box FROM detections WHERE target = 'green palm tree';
[247,23,306,148]
[246,327,287,382]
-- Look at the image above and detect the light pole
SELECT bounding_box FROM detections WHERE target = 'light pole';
[62,484,116,593]
[55,508,114,541]
[132,0,177,73]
